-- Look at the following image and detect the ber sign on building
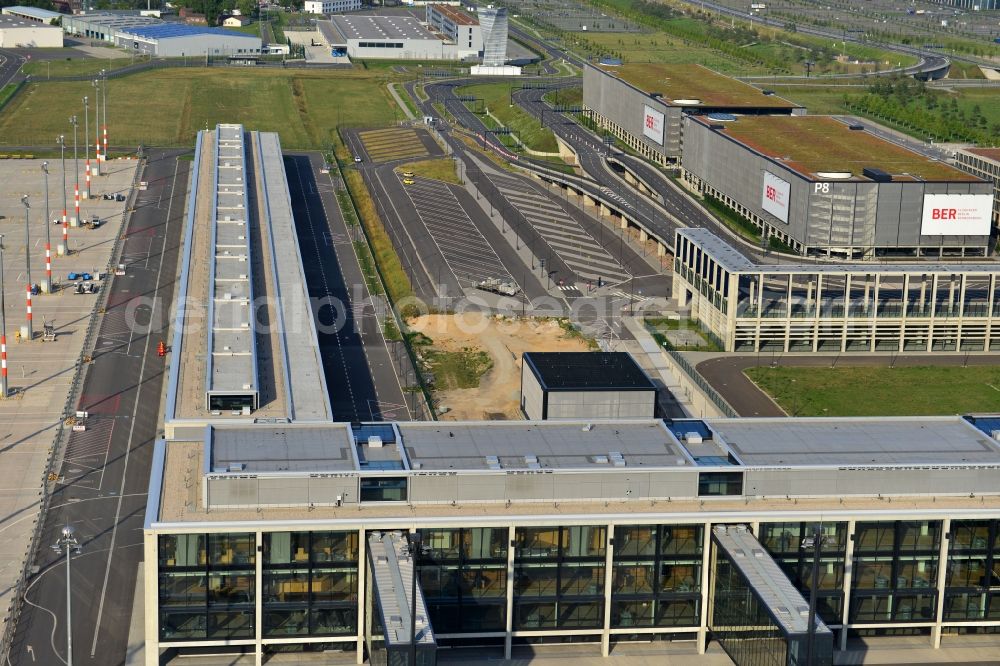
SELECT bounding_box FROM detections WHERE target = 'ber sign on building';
[642,105,664,145]
[920,194,993,236]
[761,171,790,223]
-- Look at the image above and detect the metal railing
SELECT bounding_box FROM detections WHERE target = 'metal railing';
[0,155,147,661]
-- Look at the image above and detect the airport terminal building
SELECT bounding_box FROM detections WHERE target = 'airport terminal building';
[582,62,803,166]
[144,415,1000,664]
[681,115,994,259]
[674,227,1000,353]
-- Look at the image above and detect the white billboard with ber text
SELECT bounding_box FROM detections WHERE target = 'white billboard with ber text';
[761,171,790,224]
[920,194,992,236]
[642,105,664,145]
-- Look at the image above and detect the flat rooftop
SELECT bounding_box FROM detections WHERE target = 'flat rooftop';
[0,14,59,27]
[708,417,1000,467]
[965,147,1000,163]
[329,15,436,41]
[699,115,980,182]
[677,227,1000,275]
[2,5,63,20]
[123,23,260,40]
[65,12,163,29]
[429,4,477,25]
[593,63,799,110]
[524,352,656,391]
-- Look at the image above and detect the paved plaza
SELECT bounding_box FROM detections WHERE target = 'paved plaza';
[0,156,139,636]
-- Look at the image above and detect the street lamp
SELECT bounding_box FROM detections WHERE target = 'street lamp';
[92,79,101,176]
[800,524,835,666]
[41,163,51,291]
[58,135,68,253]
[406,532,423,666]
[83,96,91,199]
[70,115,79,237]
[51,525,82,666]
[101,69,108,172]
[21,195,32,340]
[0,234,7,399]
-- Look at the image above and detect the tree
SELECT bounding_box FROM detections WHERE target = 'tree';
[237,0,256,18]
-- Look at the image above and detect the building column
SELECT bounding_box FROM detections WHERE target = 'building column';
[932,519,951,649]
[255,530,263,666]
[841,274,852,353]
[840,520,856,652]
[356,527,367,664]
[505,525,516,660]
[601,522,615,657]
[697,522,712,654]
[144,533,159,666]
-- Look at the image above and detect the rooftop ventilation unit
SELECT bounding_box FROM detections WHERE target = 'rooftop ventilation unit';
[228,462,245,472]
[368,436,384,448]
[591,455,609,464]
[684,432,703,444]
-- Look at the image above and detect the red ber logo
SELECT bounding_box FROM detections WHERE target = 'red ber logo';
[931,208,957,220]
[765,185,777,202]
[645,115,656,129]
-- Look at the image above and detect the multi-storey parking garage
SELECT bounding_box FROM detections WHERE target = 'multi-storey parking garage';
[681,115,994,259]
[674,227,1000,353]
[582,62,803,166]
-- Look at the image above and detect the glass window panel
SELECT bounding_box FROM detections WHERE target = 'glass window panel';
[208,533,254,567]
[614,526,657,558]
[988,591,1000,620]
[893,594,937,621]
[160,610,207,641]
[759,523,801,555]
[265,569,310,603]
[697,472,742,496]
[855,523,895,553]
[660,561,700,593]
[947,557,988,588]
[421,529,461,560]
[159,534,206,568]
[311,570,358,603]
[159,572,207,607]
[514,602,556,629]
[899,521,940,551]
[850,594,892,623]
[311,607,357,635]
[460,565,506,598]
[611,600,655,628]
[799,558,844,591]
[312,531,358,563]
[418,565,461,599]
[661,525,703,556]
[264,532,309,565]
[657,598,700,627]
[897,558,937,590]
[853,557,894,589]
[514,564,558,597]
[612,563,654,595]
[463,528,507,560]
[516,527,561,558]
[458,602,506,632]
[564,526,606,558]
[944,591,987,620]
[559,564,604,596]
[359,477,407,502]
[264,609,309,637]
[207,610,254,639]
[208,573,254,605]
[558,601,602,628]
[950,521,991,551]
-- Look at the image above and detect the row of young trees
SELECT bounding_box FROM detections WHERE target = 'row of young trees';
[846,78,1000,145]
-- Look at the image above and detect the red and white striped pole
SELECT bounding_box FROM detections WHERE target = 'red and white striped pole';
[25,284,32,336]
[84,155,91,199]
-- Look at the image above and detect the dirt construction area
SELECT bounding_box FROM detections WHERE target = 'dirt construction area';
[408,313,592,420]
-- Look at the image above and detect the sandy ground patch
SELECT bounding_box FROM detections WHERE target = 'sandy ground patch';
[407,313,592,420]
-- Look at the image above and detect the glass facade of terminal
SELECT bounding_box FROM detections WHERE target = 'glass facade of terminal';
[151,518,1000,658]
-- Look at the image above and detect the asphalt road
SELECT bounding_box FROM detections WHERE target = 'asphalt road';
[284,152,413,421]
[0,48,26,89]
[10,148,188,666]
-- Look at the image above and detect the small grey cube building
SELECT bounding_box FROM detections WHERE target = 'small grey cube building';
[520,352,657,420]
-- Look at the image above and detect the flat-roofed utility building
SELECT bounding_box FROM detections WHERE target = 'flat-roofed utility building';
[520,351,657,420]
[682,114,994,259]
[955,147,1000,228]
[323,14,479,60]
[582,62,803,166]
[674,226,1000,353]
[426,4,482,55]
[0,14,62,46]
[2,5,63,25]
[144,414,1000,664]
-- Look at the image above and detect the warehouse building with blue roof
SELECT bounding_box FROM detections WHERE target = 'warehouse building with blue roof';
[117,23,262,56]
[62,12,261,56]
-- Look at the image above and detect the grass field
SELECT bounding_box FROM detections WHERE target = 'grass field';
[21,54,138,78]
[575,31,769,76]
[745,365,1000,416]
[0,68,402,149]
[456,81,558,153]
[395,158,460,185]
